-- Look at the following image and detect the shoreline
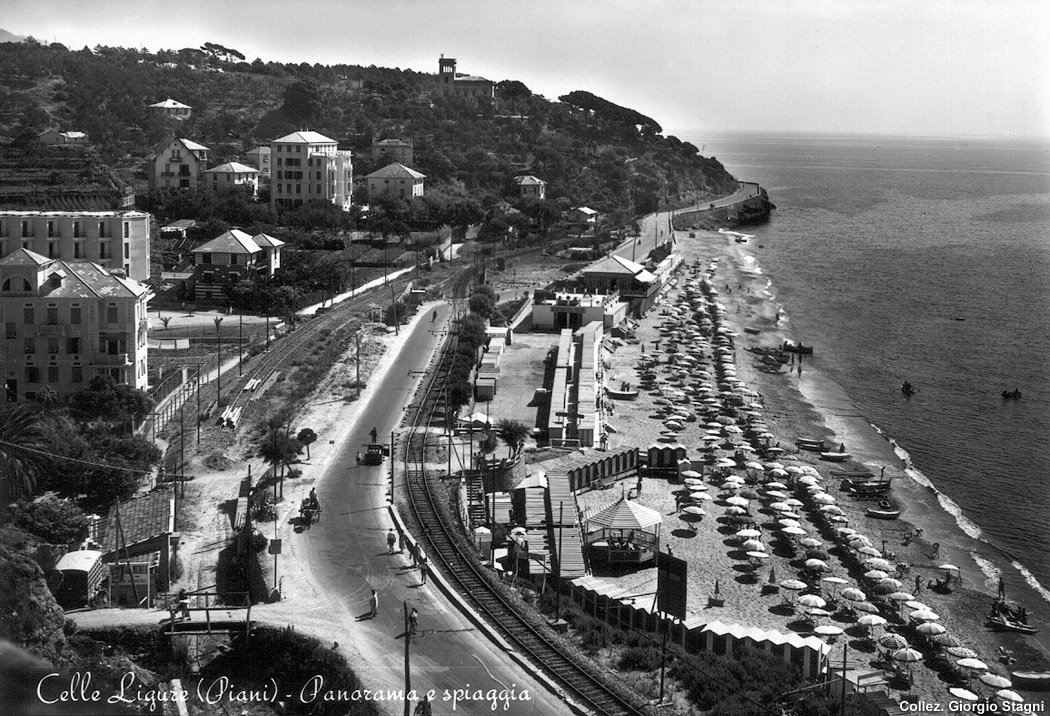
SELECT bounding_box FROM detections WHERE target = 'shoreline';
[707,230,1050,689]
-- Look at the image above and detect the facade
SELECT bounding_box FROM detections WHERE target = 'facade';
[148,98,192,119]
[371,138,414,166]
[202,162,260,196]
[545,322,605,448]
[188,229,284,302]
[364,163,426,200]
[38,130,89,146]
[245,147,272,183]
[147,137,210,192]
[0,249,150,401]
[567,206,599,228]
[0,210,151,281]
[270,131,353,211]
[437,56,496,99]
[514,175,546,200]
[531,292,629,332]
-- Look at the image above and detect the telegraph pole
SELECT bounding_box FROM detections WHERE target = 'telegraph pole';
[403,601,413,716]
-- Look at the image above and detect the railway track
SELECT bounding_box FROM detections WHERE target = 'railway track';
[401,300,648,716]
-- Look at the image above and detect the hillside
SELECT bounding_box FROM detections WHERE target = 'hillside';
[0,40,739,220]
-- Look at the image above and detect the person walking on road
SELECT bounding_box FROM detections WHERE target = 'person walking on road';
[998,576,1007,600]
[369,589,379,618]
[408,607,419,636]
[419,554,429,585]
[387,529,397,554]
[414,695,432,716]
[398,532,406,554]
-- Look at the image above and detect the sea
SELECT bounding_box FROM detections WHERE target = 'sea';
[682,131,1050,604]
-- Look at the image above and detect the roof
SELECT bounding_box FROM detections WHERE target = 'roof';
[246,146,271,154]
[365,163,426,180]
[251,233,285,249]
[456,74,493,83]
[192,229,261,255]
[374,138,412,147]
[63,131,86,139]
[180,138,210,151]
[203,161,259,175]
[571,206,598,216]
[0,248,51,267]
[700,621,832,655]
[149,98,191,109]
[587,494,662,531]
[57,262,148,299]
[162,219,197,231]
[271,130,337,144]
[515,175,546,186]
[584,254,646,276]
[97,488,175,554]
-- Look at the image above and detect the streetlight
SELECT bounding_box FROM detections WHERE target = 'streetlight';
[213,316,224,405]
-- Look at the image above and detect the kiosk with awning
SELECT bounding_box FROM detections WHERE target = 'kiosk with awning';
[585,494,662,566]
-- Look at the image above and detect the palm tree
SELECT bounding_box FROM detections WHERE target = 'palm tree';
[496,419,530,460]
[0,404,51,506]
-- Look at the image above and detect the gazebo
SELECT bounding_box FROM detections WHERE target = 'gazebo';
[585,494,662,565]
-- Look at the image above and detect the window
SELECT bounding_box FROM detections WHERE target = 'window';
[67,337,80,354]
[106,305,118,324]
[71,365,83,383]
[23,338,34,354]
[73,241,83,258]
[21,221,28,237]
[47,338,59,354]
[98,221,105,237]
[46,306,57,325]
[25,367,40,384]
[124,243,129,259]
[47,221,54,237]
[70,305,81,325]
[73,220,81,237]
[202,253,212,264]
[99,242,108,259]
[48,365,59,384]
[48,242,57,258]
[23,305,33,324]
[5,322,15,339]
[123,222,129,238]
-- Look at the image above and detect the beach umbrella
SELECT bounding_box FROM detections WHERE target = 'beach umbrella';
[849,536,874,548]
[681,470,702,479]
[745,461,765,471]
[947,647,978,659]
[819,505,845,516]
[853,602,880,614]
[980,674,1012,689]
[878,634,908,649]
[888,592,915,603]
[916,622,947,636]
[730,514,753,523]
[765,490,789,500]
[736,528,761,539]
[910,609,940,622]
[798,594,827,609]
[873,583,898,596]
[865,558,894,571]
[857,614,887,628]
[804,559,830,572]
[766,481,788,490]
[781,579,807,591]
[785,498,804,508]
[747,551,769,560]
[813,493,836,505]
[716,458,738,469]
[798,475,819,486]
[806,608,832,618]
[864,570,889,581]
[904,600,929,611]
[877,578,903,589]
[841,588,867,602]
[682,505,706,516]
[836,526,857,536]
[799,537,823,548]
[742,539,765,552]
[769,501,791,512]
[724,505,747,515]
[779,518,801,528]
[738,488,761,500]
[690,487,710,496]
[822,576,848,586]
[692,492,713,502]
[956,658,988,672]
[806,549,831,561]
[933,634,961,648]
[765,462,785,471]
[780,511,804,520]
[857,546,882,557]
[815,625,843,637]
[782,526,807,536]
[939,564,961,573]
[892,648,923,664]
[950,689,980,702]
[995,690,1024,703]
[768,468,789,479]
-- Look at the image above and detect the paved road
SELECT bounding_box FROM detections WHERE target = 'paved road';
[293,304,572,715]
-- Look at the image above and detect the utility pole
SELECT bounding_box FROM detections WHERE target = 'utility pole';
[390,430,396,502]
[556,501,564,618]
[238,311,243,376]
[403,601,412,716]
[195,364,201,445]
[213,316,224,405]
[356,332,362,398]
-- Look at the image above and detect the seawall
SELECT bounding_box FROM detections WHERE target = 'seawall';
[672,182,775,230]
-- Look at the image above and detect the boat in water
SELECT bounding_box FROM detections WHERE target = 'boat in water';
[1011,671,1050,690]
[796,438,826,452]
[782,340,813,355]
[820,451,851,462]
[866,500,901,520]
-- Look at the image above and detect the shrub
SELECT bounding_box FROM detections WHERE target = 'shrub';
[618,646,662,672]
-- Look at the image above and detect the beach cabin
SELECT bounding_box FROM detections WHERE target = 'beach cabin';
[585,494,662,566]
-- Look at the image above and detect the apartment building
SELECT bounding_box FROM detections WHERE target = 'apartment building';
[270,131,352,211]
[0,249,150,401]
[0,210,151,282]
[364,163,426,200]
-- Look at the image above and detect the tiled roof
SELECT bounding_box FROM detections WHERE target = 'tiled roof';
[252,233,285,249]
[0,248,51,266]
[515,175,545,186]
[162,219,197,230]
[374,138,412,147]
[180,139,210,152]
[583,255,645,276]
[51,262,148,299]
[571,206,598,215]
[192,229,261,255]
[97,487,175,553]
[365,163,426,180]
[203,162,259,174]
[272,130,337,144]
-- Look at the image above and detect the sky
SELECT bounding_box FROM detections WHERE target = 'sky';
[5,0,1049,140]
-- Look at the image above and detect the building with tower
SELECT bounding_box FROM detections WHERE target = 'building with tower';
[437,56,496,99]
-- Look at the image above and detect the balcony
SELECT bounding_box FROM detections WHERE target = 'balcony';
[91,353,129,366]
[36,324,66,336]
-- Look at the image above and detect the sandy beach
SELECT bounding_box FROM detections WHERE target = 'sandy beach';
[578,226,1050,706]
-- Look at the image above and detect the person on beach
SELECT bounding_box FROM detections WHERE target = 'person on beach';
[408,607,419,635]
[915,574,923,595]
[387,529,397,554]
[419,556,429,585]
[998,576,1007,599]
[369,589,379,618]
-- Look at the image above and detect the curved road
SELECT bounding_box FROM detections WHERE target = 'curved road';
[292,304,574,716]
